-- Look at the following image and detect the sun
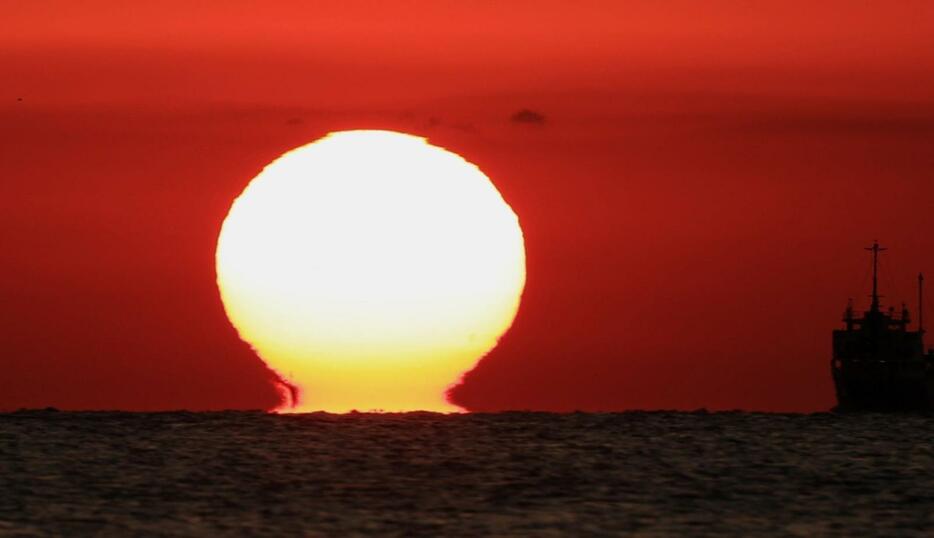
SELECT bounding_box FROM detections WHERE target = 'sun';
[216,130,526,413]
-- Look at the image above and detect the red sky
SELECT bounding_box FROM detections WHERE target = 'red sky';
[2,1,934,411]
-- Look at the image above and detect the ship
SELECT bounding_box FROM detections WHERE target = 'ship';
[832,241,934,411]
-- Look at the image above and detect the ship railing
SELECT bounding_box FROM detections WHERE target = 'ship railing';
[843,311,910,322]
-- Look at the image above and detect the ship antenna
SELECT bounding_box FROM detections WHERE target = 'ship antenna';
[865,240,887,312]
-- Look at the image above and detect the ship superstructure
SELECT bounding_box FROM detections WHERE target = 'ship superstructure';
[831,242,934,411]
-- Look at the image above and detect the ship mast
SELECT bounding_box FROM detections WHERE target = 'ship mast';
[866,241,887,313]
[920,273,925,337]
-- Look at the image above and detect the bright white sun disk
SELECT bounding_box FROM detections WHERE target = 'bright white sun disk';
[216,130,526,412]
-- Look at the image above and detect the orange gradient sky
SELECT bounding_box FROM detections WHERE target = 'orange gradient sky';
[2,2,934,411]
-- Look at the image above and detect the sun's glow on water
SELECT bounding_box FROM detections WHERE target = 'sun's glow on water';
[216,131,526,413]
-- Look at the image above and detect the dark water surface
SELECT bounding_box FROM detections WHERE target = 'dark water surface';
[2,411,933,536]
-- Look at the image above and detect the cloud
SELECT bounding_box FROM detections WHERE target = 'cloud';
[398,113,474,132]
[510,109,546,125]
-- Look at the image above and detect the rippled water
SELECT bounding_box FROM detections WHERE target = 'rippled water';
[2,411,933,536]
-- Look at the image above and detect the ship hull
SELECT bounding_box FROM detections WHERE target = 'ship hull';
[832,360,934,412]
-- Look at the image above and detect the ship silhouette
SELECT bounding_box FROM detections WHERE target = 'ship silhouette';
[832,241,934,411]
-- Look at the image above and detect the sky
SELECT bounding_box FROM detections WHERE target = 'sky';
[2,1,934,411]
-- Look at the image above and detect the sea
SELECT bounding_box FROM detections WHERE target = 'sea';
[1,410,933,536]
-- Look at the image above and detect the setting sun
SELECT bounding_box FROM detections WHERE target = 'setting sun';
[216,130,526,412]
